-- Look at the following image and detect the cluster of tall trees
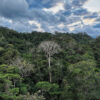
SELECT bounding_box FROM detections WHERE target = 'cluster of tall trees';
[0,27,100,100]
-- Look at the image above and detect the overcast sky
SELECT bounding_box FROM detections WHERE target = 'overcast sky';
[0,0,100,37]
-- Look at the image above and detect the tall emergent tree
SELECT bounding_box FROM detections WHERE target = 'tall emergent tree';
[39,41,60,83]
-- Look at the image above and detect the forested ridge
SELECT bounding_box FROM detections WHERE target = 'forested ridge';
[0,27,100,100]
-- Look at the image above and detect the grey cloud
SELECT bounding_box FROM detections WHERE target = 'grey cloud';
[94,23,100,28]
[73,8,88,16]
[10,20,38,32]
[74,25,100,37]
[0,0,28,18]
[72,0,88,7]
[27,0,62,8]
[84,12,98,19]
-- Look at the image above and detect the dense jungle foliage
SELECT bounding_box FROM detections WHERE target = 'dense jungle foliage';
[0,27,100,100]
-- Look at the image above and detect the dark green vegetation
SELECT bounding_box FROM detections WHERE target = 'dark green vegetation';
[0,27,100,100]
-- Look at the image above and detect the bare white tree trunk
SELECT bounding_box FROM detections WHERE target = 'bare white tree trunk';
[48,55,52,83]
[39,41,61,83]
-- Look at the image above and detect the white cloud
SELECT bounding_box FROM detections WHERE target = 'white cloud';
[0,17,13,26]
[29,20,44,32]
[84,0,100,12]
[68,21,81,27]
[43,2,65,14]
[83,18,96,25]
[57,23,65,28]
[69,27,75,31]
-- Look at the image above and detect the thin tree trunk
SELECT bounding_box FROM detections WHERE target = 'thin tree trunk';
[13,81,16,88]
[48,56,52,83]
